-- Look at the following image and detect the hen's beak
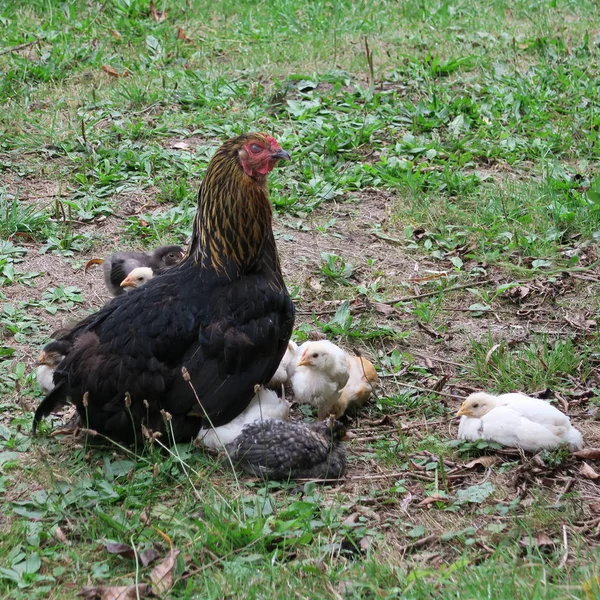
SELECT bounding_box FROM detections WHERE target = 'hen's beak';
[271,149,291,161]
[456,407,470,417]
[120,279,136,289]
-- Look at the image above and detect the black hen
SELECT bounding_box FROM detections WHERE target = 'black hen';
[33,133,295,445]
[226,419,347,480]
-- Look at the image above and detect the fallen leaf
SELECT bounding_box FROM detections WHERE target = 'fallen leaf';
[506,285,530,300]
[342,512,360,526]
[140,547,161,567]
[101,64,121,78]
[519,532,556,549]
[400,492,413,512]
[176,27,191,42]
[169,141,191,150]
[138,219,150,227]
[574,448,600,460]
[417,494,448,507]
[109,29,121,40]
[77,584,151,600]
[104,542,135,558]
[54,526,71,546]
[150,549,180,594]
[417,321,444,340]
[580,462,600,480]
[372,302,397,317]
[307,277,322,292]
[359,536,373,553]
[485,343,501,365]
[465,456,499,469]
[149,1,167,21]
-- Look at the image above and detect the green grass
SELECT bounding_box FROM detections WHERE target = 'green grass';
[2,0,600,598]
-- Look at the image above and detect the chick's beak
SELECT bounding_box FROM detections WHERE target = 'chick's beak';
[35,351,49,367]
[120,279,136,289]
[297,355,312,367]
[456,407,470,417]
[271,149,291,162]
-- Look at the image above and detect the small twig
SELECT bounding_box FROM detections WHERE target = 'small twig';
[382,279,494,305]
[364,37,374,87]
[400,534,438,553]
[558,525,569,569]
[375,378,459,399]
[0,38,38,55]
[410,352,467,368]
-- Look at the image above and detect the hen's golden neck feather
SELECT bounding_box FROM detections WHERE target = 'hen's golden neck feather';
[187,134,284,275]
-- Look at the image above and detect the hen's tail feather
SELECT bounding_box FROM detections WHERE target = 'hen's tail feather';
[32,380,69,434]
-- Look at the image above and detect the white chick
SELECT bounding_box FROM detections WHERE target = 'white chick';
[197,387,290,450]
[457,392,583,452]
[267,340,299,389]
[119,267,154,290]
[478,392,572,428]
[288,340,350,420]
[35,342,67,394]
[332,355,379,418]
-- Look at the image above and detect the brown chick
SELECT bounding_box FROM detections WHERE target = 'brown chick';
[226,418,347,480]
[330,356,379,418]
[35,340,72,394]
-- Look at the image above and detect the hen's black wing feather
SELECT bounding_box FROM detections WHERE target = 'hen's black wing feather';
[34,246,294,444]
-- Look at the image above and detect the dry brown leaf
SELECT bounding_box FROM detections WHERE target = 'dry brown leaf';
[465,456,499,469]
[506,285,530,300]
[485,344,502,365]
[138,219,150,227]
[342,512,360,526]
[140,547,161,567]
[54,526,71,546]
[101,64,121,78]
[150,549,180,594]
[77,584,151,600]
[170,141,191,150]
[149,2,167,21]
[104,542,135,558]
[109,29,121,39]
[574,448,600,460]
[176,27,192,42]
[417,494,449,507]
[359,536,373,553]
[372,302,397,317]
[579,462,600,480]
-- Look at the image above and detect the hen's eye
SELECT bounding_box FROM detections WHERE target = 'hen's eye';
[250,144,262,153]
[473,403,479,408]
[137,277,144,281]
[312,353,319,358]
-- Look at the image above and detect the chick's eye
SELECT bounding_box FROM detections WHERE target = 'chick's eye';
[250,144,262,154]
[312,353,319,358]
[473,403,479,408]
